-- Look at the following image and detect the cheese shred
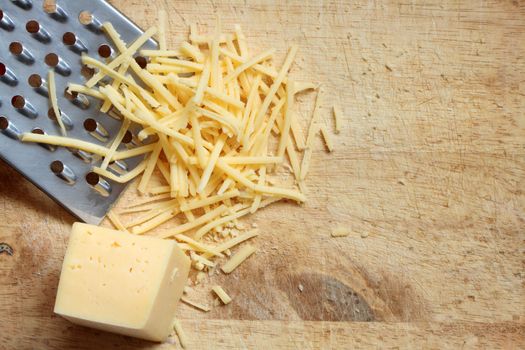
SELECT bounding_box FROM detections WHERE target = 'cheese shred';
[47,70,67,136]
[212,285,232,304]
[44,19,333,294]
[173,319,188,349]
[221,244,256,273]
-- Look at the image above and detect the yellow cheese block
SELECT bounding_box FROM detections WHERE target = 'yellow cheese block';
[54,223,190,341]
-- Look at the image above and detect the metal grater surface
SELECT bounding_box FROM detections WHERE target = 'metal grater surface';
[0,0,156,224]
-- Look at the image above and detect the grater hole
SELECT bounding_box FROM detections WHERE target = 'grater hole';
[81,65,94,79]
[0,116,21,139]
[0,63,6,76]
[0,10,11,28]
[50,160,63,174]
[32,128,57,151]
[47,107,74,130]
[86,172,111,196]
[98,44,112,58]
[83,118,97,132]
[28,74,42,88]
[84,118,108,141]
[44,0,68,23]
[11,95,25,109]
[25,20,39,33]
[64,88,78,101]
[42,0,56,13]
[0,117,8,130]
[9,42,23,55]
[12,0,32,10]
[107,106,123,120]
[85,172,99,185]
[122,131,133,144]
[51,160,76,184]
[62,32,76,45]
[135,56,148,69]
[48,107,60,121]
[64,88,90,109]
[44,53,59,67]
[78,11,92,25]
[71,150,92,163]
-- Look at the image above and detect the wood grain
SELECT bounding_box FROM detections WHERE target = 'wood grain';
[1,0,524,349]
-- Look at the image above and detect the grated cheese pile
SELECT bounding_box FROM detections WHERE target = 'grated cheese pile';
[21,17,336,304]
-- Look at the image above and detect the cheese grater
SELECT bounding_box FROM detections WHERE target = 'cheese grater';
[0,0,157,224]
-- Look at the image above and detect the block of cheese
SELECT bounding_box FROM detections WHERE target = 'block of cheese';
[54,223,190,341]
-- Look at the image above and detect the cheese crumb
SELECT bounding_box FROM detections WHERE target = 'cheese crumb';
[196,271,206,283]
[331,227,350,237]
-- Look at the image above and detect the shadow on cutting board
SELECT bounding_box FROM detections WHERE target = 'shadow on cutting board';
[0,160,75,223]
[54,322,158,350]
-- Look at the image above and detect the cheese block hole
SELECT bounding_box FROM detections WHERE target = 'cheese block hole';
[170,267,179,281]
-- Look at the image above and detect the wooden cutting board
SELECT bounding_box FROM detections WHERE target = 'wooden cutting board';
[1,0,524,348]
